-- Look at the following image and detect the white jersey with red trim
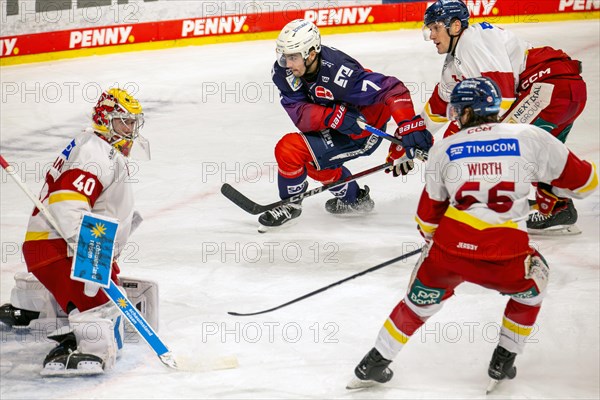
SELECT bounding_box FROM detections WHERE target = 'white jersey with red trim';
[423,23,532,130]
[416,122,597,260]
[25,130,136,257]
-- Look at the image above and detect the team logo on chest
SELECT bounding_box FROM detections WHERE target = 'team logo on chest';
[315,86,334,100]
[286,72,303,91]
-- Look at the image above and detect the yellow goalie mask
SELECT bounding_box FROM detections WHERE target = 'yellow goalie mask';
[92,88,147,158]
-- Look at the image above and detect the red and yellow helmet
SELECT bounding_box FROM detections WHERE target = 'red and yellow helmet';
[92,88,144,156]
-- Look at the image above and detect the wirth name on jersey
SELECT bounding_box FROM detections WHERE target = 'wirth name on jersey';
[417,123,598,260]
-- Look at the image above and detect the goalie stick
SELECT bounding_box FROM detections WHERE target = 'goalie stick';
[228,247,423,316]
[0,154,177,370]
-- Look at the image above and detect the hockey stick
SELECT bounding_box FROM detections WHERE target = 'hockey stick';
[0,154,177,370]
[228,246,423,316]
[221,124,430,214]
[357,120,429,161]
[221,160,393,215]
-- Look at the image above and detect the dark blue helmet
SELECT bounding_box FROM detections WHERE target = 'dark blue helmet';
[447,77,502,120]
[424,0,470,29]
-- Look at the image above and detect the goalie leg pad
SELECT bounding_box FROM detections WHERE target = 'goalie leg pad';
[3,272,68,330]
[71,301,123,370]
[120,276,159,332]
[42,302,123,376]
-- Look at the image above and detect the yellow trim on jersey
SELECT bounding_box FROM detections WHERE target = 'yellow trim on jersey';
[25,231,49,241]
[415,215,437,234]
[49,191,89,205]
[383,319,410,345]
[502,317,532,337]
[578,162,598,194]
[424,101,448,124]
[445,206,518,230]
[500,99,514,112]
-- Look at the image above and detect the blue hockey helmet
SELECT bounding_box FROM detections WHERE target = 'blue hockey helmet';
[447,77,502,121]
[424,0,470,29]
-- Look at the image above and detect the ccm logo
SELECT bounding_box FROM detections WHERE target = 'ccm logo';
[520,67,551,90]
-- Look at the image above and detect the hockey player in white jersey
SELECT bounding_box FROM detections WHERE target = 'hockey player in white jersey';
[0,88,148,375]
[348,77,598,390]
[415,0,587,235]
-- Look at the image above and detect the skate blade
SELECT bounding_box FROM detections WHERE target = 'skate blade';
[527,224,582,236]
[346,377,379,390]
[485,378,500,394]
[257,218,299,233]
[40,365,104,377]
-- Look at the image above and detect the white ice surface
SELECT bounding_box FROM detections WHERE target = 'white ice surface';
[0,20,598,399]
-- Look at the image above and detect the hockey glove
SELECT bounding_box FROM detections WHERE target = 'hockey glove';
[395,116,433,159]
[535,183,565,216]
[385,143,414,177]
[324,104,366,136]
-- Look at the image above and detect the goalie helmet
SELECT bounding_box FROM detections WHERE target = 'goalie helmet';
[276,19,321,67]
[424,0,470,29]
[92,88,144,157]
[447,77,502,120]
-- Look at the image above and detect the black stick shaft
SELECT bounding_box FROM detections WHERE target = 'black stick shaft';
[228,247,423,317]
[221,161,392,215]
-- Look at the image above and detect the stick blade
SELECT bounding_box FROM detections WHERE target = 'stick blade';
[220,184,266,215]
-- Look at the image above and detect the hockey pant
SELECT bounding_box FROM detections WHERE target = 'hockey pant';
[374,243,549,360]
[23,238,120,314]
[515,47,587,142]
[274,129,382,203]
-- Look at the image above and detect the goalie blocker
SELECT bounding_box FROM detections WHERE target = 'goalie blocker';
[0,273,160,334]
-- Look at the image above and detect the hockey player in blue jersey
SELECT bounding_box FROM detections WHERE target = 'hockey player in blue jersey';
[259,19,433,232]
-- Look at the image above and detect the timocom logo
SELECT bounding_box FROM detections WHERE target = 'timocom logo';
[559,0,599,11]
[69,27,133,49]
[0,38,17,57]
[181,16,247,37]
[304,7,373,26]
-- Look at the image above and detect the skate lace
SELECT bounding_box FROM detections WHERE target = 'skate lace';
[332,199,351,212]
[529,211,549,223]
[267,204,296,219]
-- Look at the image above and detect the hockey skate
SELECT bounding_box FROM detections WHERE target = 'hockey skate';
[41,331,104,376]
[486,345,517,394]
[258,202,302,233]
[527,198,581,236]
[326,185,374,215]
[346,347,393,390]
[0,303,40,329]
